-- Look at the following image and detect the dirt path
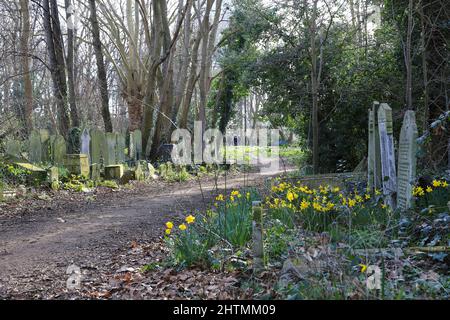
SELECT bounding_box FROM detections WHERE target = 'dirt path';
[0,168,292,299]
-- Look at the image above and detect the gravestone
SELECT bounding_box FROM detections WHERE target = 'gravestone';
[40,129,51,162]
[116,133,126,163]
[81,129,91,163]
[6,140,21,158]
[378,103,397,209]
[51,135,67,166]
[90,129,106,165]
[105,164,124,179]
[65,154,90,178]
[67,127,82,154]
[367,102,382,192]
[29,130,42,163]
[134,130,143,160]
[397,111,418,210]
[129,131,136,162]
[91,163,101,182]
[252,201,265,275]
[48,167,59,190]
[106,133,117,165]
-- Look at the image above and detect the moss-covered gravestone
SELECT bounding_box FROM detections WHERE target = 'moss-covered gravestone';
[106,133,117,165]
[15,162,47,184]
[51,135,66,166]
[29,130,42,163]
[6,140,21,158]
[90,129,106,166]
[368,102,382,192]
[128,131,136,162]
[91,163,101,181]
[48,166,59,190]
[40,129,51,162]
[65,154,90,178]
[116,134,126,163]
[105,165,124,180]
[134,130,143,160]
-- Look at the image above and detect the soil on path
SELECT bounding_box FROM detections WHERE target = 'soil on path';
[0,168,292,299]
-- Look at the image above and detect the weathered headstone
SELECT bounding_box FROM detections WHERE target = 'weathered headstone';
[105,164,124,179]
[51,135,67,166]
[134,163,145,181]
[106,133,117,166]
[397,111,418,210]
[29,130,42,163]
[65,154,90,178]
[6,140,21,158]
[378,103,397,208]
[91,163,101,182]
[90,129,106,165]
[129,131,136,162]
[116,133,126,163]
[367,102,382,192]
[81,129,91,163]
[40,129,51,162]
[48,166,59,190]
[67,127,82,154]
[134,130,143,160]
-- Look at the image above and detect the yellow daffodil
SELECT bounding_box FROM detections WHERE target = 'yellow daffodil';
[432,180,441,187]
[365,194,371,200]
[165,229,171,235]
[442,180,448,188]
[381,203,387,209]
[359,264,367,273]
[246,192,251,200]
[179,224,187,231]
[332,187,340,193]
[230,195,235,202]
[166,221,174,229]
[412,186,425,197]
[287,191,295,202]
[231,190,240,197]
[348,198,356,208]
[216,194,224,201]
[375,189,382,196]
[426,186,433,193]
[185,215,195,224]
[300,199,310,210]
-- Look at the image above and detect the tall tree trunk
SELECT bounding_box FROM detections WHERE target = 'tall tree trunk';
[310,0,319,174]
[43,0,70,137]
[65,0,79,127]
[19,0,33,134]
[405,0,413,110]
[88,0,113,132]
[419,0,428,131]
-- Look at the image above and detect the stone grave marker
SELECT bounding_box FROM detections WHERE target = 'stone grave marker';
[48,167,59,190]
[397,111,418,210]
[51,135,67,166]
[105,164,124,179]
[106,133,117,165]
[29,130,42,163]
[65,154,90,178]
[134,130,143,160]
[67,127,82,154]
[81,128,91,163]
[367,102,382,192]
[90,129,106,165]
[116,133,126,163]
[129,131,136,162]
[378,103,397,209]
[91,163,101,182]
[40,129,51,162]
[6,140,21,158]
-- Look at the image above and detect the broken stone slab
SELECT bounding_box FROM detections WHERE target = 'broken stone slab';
[64,154,90,178]
[14,162,47,183]
[105,164,124,180]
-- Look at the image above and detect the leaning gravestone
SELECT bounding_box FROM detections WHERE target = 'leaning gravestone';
[81,129,91,163]
[106,133,117,166]
[51,135,66,166]
[90,129,106,165]
[367,102,382,191]
[378,103,397,209]
[397,111,418,210]
[6,140,21,158]
[29,130,42,163]
[116,133,126,163]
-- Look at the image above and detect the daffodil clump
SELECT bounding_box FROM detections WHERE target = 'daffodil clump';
[266,180,389,233]
[412,179,449,214]
[163,189,258,267]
